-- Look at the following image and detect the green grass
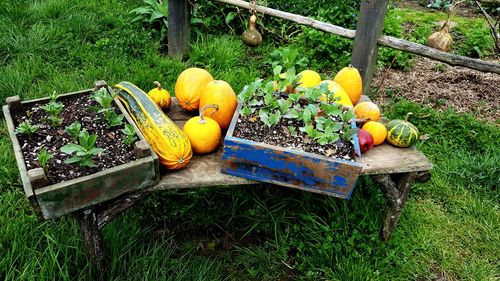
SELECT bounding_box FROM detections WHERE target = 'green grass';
[1,0,499,280]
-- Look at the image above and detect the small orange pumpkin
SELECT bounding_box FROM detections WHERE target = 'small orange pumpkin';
[354,101,380,122]
[362,121,387,145]
[175,68,213,111]
[182,104,221,154]
[199,80,237,130]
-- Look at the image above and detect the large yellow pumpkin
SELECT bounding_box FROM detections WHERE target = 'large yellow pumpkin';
[333,65,362,105]
[199,80,237,130]
[318,80,353,108]
[175,68,213,111]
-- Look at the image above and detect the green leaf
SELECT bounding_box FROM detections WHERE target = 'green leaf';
[240,106,252,116]
[288,92,302,103]
[287,126,297,136]
[273,65,283,80]
[60,143,84,154]
[88,148,105,155]
[225,12,236,24]
[269,111,281,126]
[259,110,271,127]
[302,109,312,124]
[64,155,82,164]
[283,109,300,119]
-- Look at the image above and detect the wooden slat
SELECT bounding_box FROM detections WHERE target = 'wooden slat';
[2,105,44,220]
[351,0,388,96]
[36,157,157,219]
[357,144,432,175]
[168,0,191,58]
[148,147,255,191]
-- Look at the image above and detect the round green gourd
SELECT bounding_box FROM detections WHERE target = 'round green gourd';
[386,113,419,148]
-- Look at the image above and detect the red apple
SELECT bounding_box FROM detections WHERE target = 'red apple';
[358,129,374,154]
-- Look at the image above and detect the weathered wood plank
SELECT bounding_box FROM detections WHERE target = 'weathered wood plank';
[148,148,256,191]
[357,144,432,175]
[2,105,44,220]
[77,208,108,274]
[351,0,388,96]
[35,157,157,219]
[168,0,191,58]
[221,136,362,199]
[373,172,416,240]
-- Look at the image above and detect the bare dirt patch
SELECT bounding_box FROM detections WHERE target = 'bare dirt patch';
[372,57,500,124]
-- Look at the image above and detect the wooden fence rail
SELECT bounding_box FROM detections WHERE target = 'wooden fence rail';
[211,0,500,75]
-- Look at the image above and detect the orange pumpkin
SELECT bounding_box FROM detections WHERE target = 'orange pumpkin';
[175,68,213,111]
[354,101,380,122]
[362,121,387,145]
[183,104,221,154]
[199,80,237,130]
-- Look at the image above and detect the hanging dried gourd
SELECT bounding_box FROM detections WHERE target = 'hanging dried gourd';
[242,1,262,47]
[428,1,462,52]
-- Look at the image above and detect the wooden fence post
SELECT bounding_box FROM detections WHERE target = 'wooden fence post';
[351,0,389,96]
[168,0,191,58]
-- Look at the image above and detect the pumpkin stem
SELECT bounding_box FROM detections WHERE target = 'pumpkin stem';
[153,81,162,90]
[199,104,219,124]
[404,112,413,122]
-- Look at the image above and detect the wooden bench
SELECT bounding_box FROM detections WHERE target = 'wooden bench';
[78,99,432,272]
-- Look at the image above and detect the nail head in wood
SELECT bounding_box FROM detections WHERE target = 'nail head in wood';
[94,80,108,91]
[134,140,151,158]
[6,95,22,112]
[28,168,48,189]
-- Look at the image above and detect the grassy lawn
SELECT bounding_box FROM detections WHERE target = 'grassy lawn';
[1,0,499,280]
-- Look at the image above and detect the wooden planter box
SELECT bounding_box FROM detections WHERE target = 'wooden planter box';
[221,104,363,199]
[3,85,159,220]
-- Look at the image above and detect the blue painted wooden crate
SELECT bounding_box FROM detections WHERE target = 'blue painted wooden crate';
[221,104,363,199]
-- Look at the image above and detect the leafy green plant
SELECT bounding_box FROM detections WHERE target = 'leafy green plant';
[268,47,309,71]
[238,66,356,147]
[121,124,138,146]
[14,120,39,135]
[60,129,105,168]
[40,91,64,126]
[129,0,168,29]
[37,147,53,174]
[91,88,124,128]
[64,122,81,143]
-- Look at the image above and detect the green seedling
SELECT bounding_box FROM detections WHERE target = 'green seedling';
[64,122,82,143]
[60,129,105,168]
[121,124,138,146]
[91,88,124,127]
[15,120,40,135]
[40,92,64,126]
[37,147,54,174]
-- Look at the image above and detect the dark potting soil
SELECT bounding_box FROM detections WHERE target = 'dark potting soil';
[233,115,355,161]
[13,93,137,186]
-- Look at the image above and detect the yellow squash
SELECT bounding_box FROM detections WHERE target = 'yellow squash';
[115,81,192,169]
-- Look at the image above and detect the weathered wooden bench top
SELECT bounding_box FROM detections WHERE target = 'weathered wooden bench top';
[149,99,432,191]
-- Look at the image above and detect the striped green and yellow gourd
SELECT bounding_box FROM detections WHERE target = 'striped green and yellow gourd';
[386,112,419,148]
[115,81,192,169]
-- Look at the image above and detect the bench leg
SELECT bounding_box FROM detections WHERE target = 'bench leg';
[373,172,416,241]
[78,208,108,274]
